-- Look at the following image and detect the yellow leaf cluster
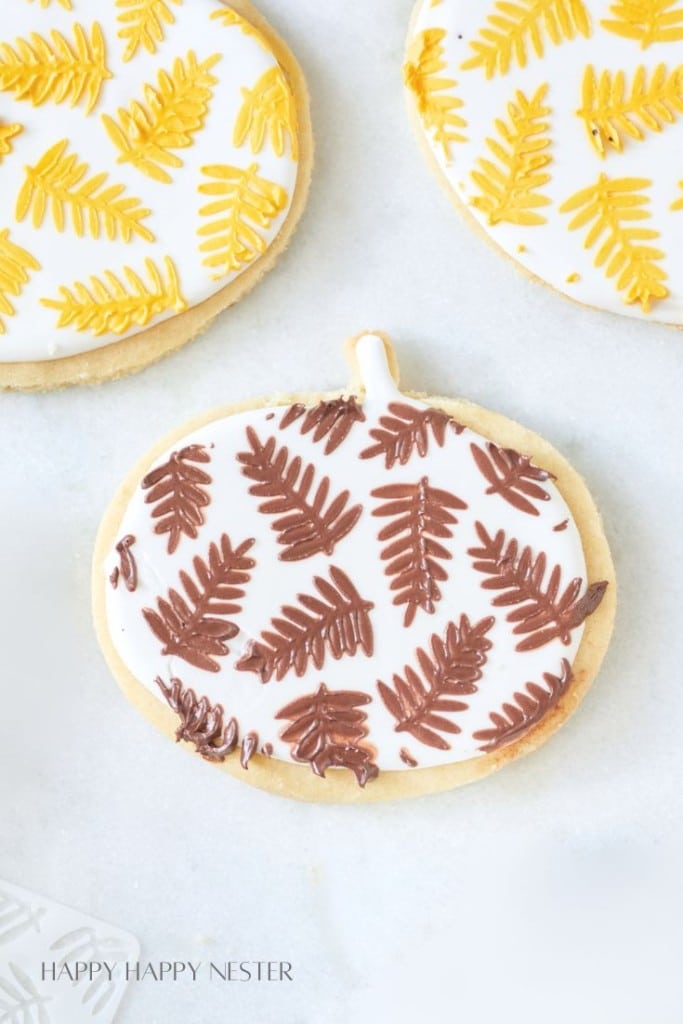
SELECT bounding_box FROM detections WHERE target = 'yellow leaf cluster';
[601,0,683,48]
[0,229,40,335]
[0,22,112,114]
[578,63,683,155]
[210,7,268,49]
[102,51,221,183]
[16,139,155,243]
[42,257,187,336]
[560,173,668,311]
[197,163,289,279]
[471,84,552,226]
[234,66,299,161]
[463,0,592,78]
[404,28,467,159]
[116,0,182,63]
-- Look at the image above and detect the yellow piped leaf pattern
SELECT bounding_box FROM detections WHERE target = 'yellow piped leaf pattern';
[560,174,669,311]
[116,0,182,64]
[0,229,40,335]
[404,28,467,159]
[578,63,683,155]
[0,22,112,115]
[471,84,552,226]
[0,122,22,163]
[210,7,268,49]
[462,0,592,78]
[41,256,187,336]
[101,51,221,184]
[198,163,289,279]
[601,1,683,48]
[234,66,298,161]
[16,139,155,243]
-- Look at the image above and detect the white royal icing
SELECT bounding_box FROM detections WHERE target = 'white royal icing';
[407,0,683,323]
[103,334,599,774]
[0,0,300,362]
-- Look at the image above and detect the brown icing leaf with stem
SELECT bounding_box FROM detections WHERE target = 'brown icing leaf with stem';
[468,522,607,651]
[361,402,464,468]
[372,477,467,626]
[236,566,374,683]
[142,444,212,554]
[237,427,362,561]
[470,441,554,516]
[156,676,238,762]
[377,615,495,750]
[279,396,366,454]
[143,533,255,672]
[473,659,573,752]
[276,683,379,787]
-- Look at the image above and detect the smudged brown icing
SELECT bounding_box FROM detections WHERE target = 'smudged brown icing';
[236,565,374,682]
[400,748,418,767]
[372,477,467,626]
[156,676,238,762]
[142,445,212,554]
[262,742,274,757]
[240,732,259,770]
[109,534,138,592]
[553,519,569,532]
[468,522,607,651]
[378,615,495,750]
[473,659,573,752]
[276,683,379,787]
[280,396,366,454]
[470,441,554,516]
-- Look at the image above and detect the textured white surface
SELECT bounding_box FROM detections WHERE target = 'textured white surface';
[0,1,682,1022]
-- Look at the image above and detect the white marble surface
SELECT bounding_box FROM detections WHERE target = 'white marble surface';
[1,2,682,1022]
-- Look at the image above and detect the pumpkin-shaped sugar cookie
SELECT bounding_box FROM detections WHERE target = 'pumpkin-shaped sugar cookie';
[406,0,683,324]
[0,0,310,389]
[93,333,615,802]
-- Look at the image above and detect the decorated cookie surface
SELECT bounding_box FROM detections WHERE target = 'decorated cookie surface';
[406,0,683,323]
[0,0,309,387]
[94,333,615,802]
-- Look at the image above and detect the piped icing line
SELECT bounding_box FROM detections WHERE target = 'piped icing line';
[406,0,683,322]
[103,334,609,785]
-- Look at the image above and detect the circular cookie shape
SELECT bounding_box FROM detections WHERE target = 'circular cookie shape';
[0,0,311,390]
[93,332,615,803]
[405,0,683,324]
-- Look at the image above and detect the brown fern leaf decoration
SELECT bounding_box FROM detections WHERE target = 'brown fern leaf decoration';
[142,445,212,554]
[372,478,467,626]
[276,683,379,787]
[236,565,374,683]
[378,615,495,750]
[156,675,238,762]
[279,396,366,455]
[143,533,255,672]
[473,658,573,752]
[468,522,608,651]
[361,402,464,468]
[470,441,554,515]
[237,427,362,561]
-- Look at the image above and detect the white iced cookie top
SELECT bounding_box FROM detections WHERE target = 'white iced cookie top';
[0,0,299,362]
[406,0,683,323]
[103,334,607,786]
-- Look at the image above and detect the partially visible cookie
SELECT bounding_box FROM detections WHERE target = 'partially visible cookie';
[93,332,615,803]
[0,0,311,390]
[405,0,683,324]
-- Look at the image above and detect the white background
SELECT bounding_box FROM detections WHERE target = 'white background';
[1,2,682,1022]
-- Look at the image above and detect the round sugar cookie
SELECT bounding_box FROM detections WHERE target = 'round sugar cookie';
[0,0,311,390]
[405,0,683,324]
[93,332,615,803]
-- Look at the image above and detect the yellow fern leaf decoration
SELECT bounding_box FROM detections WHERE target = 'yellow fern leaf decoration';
[0,121,22,163]
[470,85,552,226]
[210,7,268,48]
[25,0,73,9]
[578,64,683,155]
[16,139,155,243]
[0,22,112,114]
[102,51,221,184]
[0,228,40,335]
[116,0,182,63]
[560,174,668,311]
[234,66,298,161]
[197,163,289,279]
[404,28,467,159]
[462,0,592,78]
[42,256,187,336]
[601,0,683,47]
